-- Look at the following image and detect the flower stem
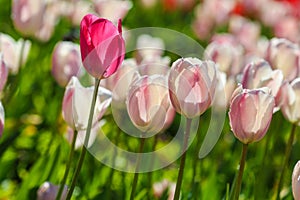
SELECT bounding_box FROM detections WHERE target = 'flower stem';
[275,123,296,200]
[66,78,101,200]
[173,118,192,200]
[130,137,146,200]
[233,143,248,200]
[56,130,78,200]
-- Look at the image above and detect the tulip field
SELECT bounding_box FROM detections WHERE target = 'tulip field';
[1,0,300,200]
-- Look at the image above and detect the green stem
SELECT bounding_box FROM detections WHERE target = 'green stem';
[233,143,248,200]
[173,118,193,200]
[56,130,78,200]
[66,78,101,200]
[129,137,146,200]
[148,135,158,200]
[275,123,296,200]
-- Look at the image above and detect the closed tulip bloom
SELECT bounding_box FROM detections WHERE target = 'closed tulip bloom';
[62,76,112,131]
[80,14,125,79]
[51,41,81,87]
[0,54,8,92]
[0,102,4,138]
[266,38,300,81]
[168,57,217,118]
[12,0,46,36]
[241,59,283,98]
[229,86,275,144]
[37,182,67,200]
[279,78,300,125]
[127,75,173,134]
[292,161,300,200]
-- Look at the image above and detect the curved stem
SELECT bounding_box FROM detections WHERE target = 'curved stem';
[130,137,146,200]
[66,78,101,200]
[233,143,248,200]
[56,130,78,200]
[173,118,192,200]
[275,123,296,200]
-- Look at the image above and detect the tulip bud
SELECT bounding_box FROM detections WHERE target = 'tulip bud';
[0,102,4,138]
[37,182,67,200]
[229,86,275,144]
[51,41,81,87]
[80,14,125,79]
[292,161,300,200]
[168,57,217,118]
[279,78,300,125]
[62,76,112,131]
[127,75,173,134]
[0,54,8,92]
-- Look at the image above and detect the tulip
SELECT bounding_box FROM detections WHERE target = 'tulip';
[0,54,8,92]
[126,75,173,134]
[63,0,93,26]
[51,41,81,87]
[168,57,217,118]
[279,78,300,125]
[265,38,300,81]
[0,102,4,138]
[229,86,275,144]
[274,16,300,44]
[80,14,125,79]
[62,76,112,131]
[241,59,283,99]
[37,182,67,200]
[292,161,300,200]
[0,33,31,74]
[11,0,46,37]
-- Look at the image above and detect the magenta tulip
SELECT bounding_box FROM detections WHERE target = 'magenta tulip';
[168,57,217,118]
[80,14,125,79]
[292,161,300,200]
[229,86,275,144]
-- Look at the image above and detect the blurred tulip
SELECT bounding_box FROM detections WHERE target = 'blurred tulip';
[204,34,244,76]
[63,0,93,26]
[37,182,67,200]
[80,14,125,79]
[0,54,8,92]
[274,16,300,44]
[279,78,300,125]
[241,59,283,99]
[127,75,173,134]
[0,102,4,138]
[162,0,195,12]
[168,58,217,118]
[138,56,170,76]
[51,41,81,87]
[153,179,169,198]
[229,86,275,144]
[266,38,300,82]
[11,0,46,36]
[93,0,132,23]
[0,33,31,74]
[292,161,300,200]
[62,76,112,131]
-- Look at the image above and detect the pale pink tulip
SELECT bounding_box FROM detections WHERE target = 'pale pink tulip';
[229,86,275,144]
[11,0,46,36]
[127,75,173,134]
[65,0,93,26]
[279,78,300,125]
[62,76,112,130]
[0,54,8,92]
[37,182,67,200]
[0,102,4,138]
[292,161,300,200]
[274,16,300,44]
[265,38,300,82]
[153,179,169,198]
[51,41,81,87]
[168,58,217,118]
[0,33,31,74]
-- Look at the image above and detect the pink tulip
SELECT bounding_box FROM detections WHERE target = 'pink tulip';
[37,182,67,200]
[241,59,283,99]
[127,75,173,134]
[153,179,169,198]
[168,57,217,118]
[62,76,112,131]
[63,0,93,26]
[292,161,300,200]
[0,33,31,74]
[279,78,300,125]
[265,38,300,82]
[80,14,125,79]
[0,54,8,92]
[229,86,275,144]
[0,102,4,138]
[51,41,81,87]
[274,16,300,44]
[11,0,46,36]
